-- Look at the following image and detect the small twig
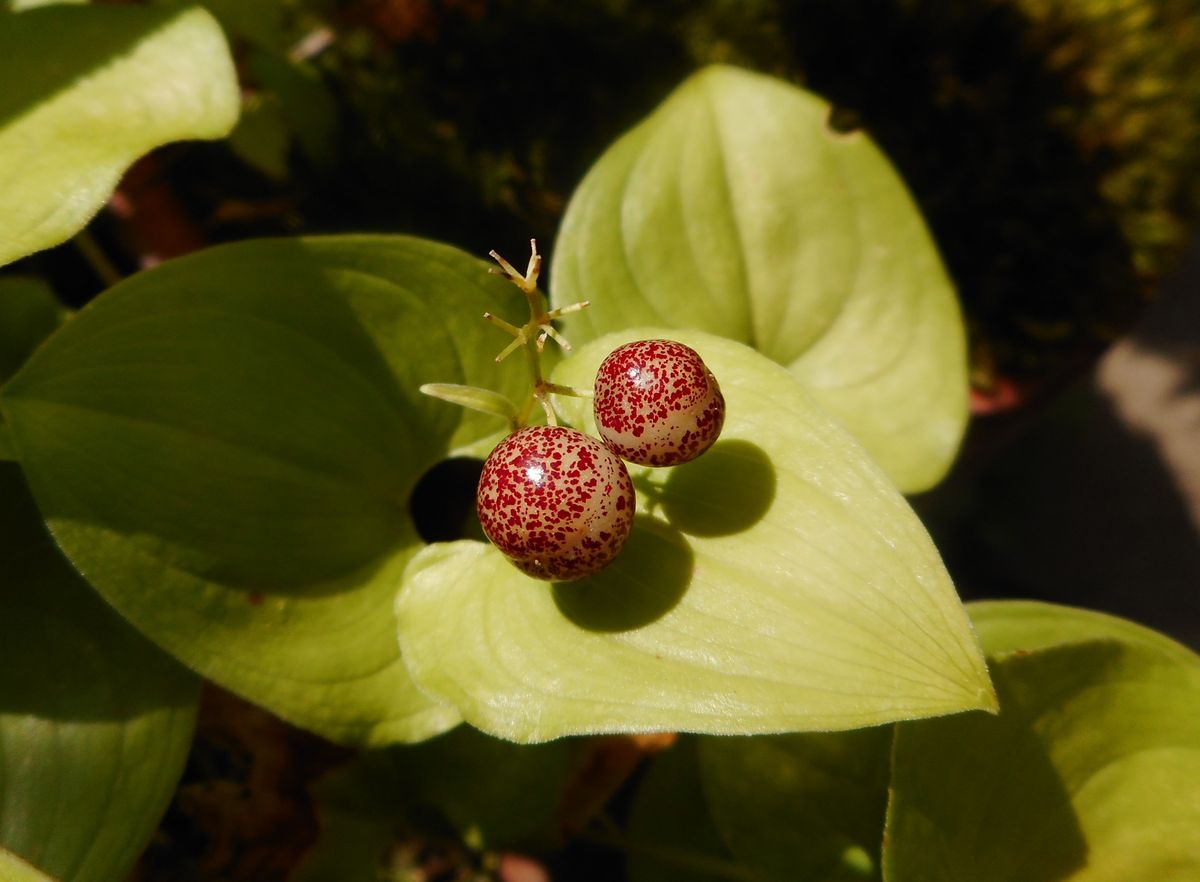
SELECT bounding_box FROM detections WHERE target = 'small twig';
[73,230,122,288]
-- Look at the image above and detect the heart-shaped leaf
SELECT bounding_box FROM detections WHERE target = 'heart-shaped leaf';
[550,65,967,493]
[698,728,892,881]
[0,4,239,267]
[885,602,1200,881]
[0,464,198,882]
[395,329,993,742]
[0,236,536,745]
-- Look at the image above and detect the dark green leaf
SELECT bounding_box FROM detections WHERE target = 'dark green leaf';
[0,277,64,385]
[626,739,752,882]
[699,729,892,881]
[0,464,198,882]
[0,236,532,745]
[294,727,578,882]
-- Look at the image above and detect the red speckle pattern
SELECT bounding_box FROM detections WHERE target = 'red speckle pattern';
[593,340,726,467]
[476,425,636,581]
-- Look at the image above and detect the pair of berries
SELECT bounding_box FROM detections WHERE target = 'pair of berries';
[476,339,725,581]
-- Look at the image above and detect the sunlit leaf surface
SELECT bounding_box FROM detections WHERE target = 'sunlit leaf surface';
[0,464,197,882]
[395,329,993,742]
[551,65,967,492]
[0,4,238,266]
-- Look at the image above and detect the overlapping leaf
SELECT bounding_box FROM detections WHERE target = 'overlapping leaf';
[626,739,742,882]
[395,328,993,742]
[551,65,967,492]
[0,4,238,266]
[0,277,64,462]
[885,601,1200,881]
[0,277,64,386]
[0,236,534,745]
[0,464,197,882]
[698,729,892,881]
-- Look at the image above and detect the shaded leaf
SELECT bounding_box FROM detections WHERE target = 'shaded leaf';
[0,277,64,385]
[294,727,578,882]
[395,329,993,742]
[0,464,198,882]
[885,603,1200,882]
[227,92,290,181]
[0,4,238,266]
[699,728,892,881]
[627,739,750,882]
[0,235,534,745]
[0,422,12,462]
[550,65,967,492]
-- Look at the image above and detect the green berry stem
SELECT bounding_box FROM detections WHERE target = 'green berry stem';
[486,239,591,427]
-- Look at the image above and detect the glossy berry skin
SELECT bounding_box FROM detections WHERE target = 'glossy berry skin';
[476,425,636,581]
[593,340,725,467]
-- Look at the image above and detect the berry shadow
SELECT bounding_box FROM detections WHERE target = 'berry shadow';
[657,439,776,537]
[551,515,693,632]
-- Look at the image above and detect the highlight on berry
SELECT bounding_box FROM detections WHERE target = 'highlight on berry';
[476,425,635,582]
[593,339,725,467]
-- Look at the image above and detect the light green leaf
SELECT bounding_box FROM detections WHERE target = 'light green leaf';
[0,464,198,882]
[698,728,892,881]
[0,4,238,267]
[0,236,534,745]
[395,328,993,742]
[550,65,967,493]
[969,599,1200,666]
[0,847,58,882]
[2,1,86,11]
[0,277,65,386]
[626,739,750,882]
[295,727,578,882]
[885,604,1200,882]
[420,383,519,429]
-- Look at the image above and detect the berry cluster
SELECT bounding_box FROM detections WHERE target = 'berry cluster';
[423,241,725,581]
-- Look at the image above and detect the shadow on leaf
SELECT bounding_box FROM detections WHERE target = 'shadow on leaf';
[552,515,693,632]
[889,645,1095,881]
[660,439,776,537]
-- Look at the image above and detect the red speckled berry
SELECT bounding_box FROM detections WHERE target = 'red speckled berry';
[593,340,725,467]
[476,425,636,581]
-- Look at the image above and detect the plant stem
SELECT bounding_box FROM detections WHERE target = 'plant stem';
[73,230,122,288]
[487,239,590,428]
